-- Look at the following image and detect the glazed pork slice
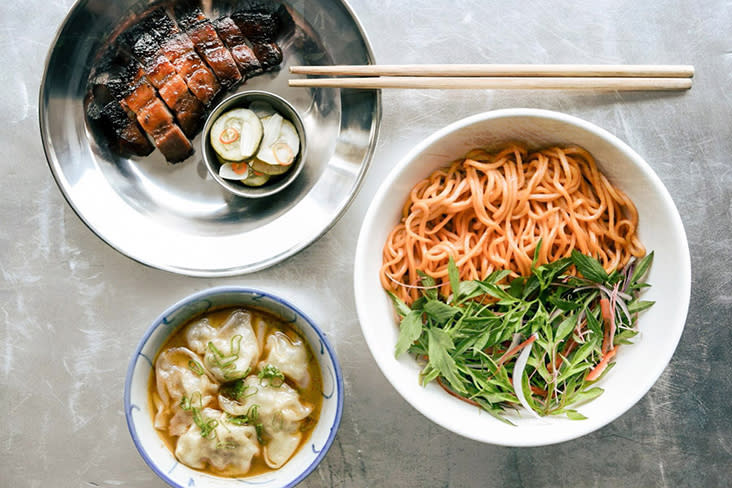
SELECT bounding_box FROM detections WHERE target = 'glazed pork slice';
[127,7,221,107]
[117,19,205,138]
[230,4,284,71]
[174,2,243,88]
[126,31,205,137]
[113,62,193,163]
[87,55,154,157]
[213,16,262,78]
[230,2,280,42]
[249,42,282,71]
[98,101,155,157]
[160,32,221,106]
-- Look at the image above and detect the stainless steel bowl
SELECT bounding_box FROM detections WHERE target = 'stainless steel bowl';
[39,0,380,276]
[202,91,308,199]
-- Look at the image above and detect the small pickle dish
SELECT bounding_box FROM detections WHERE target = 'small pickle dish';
[202,91,307,198]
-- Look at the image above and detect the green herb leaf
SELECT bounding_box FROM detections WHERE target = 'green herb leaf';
[631,251,654,284]
[417,271,437,300]
[387,250,653,422]
[424,300,459,323]
[565,409,588,420]
[458,280,483,300]
[571,387,604,406]
[571,250,609,283]
[427,328,462,392]
[388,291,412,318]
[531,238,544,268]
[554,313,577,344]
[627,300,655,314]
[395,310,424,358]
[448,256,460,302]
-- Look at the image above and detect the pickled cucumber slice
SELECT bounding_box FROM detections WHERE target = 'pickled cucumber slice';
[241,171,271,187]
[210,108,263,161]
[249,158,291,175]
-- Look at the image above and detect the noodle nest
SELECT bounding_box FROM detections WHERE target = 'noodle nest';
[380,144,645,304]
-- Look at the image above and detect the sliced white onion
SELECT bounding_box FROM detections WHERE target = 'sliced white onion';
[249,101,275,118]
[258,114,283,152]
[257,119,300,166]
[512,333,540,419]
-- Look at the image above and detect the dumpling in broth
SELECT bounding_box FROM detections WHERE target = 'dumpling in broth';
[151,306,323,477]
[175,408,260,476]
[259,331,311,388]
[219,375,312,468]
[154,347,218,436]
[185,310,260,382]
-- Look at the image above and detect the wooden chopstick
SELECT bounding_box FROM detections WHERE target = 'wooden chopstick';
[289,76,693,91]
[289,64,695,78]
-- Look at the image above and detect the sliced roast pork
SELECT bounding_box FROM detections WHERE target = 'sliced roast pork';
[230,4,284,71]
[87,53,154,157]
[160,32,221,106]
[131,7,223,107]
[86,3,289,162]
[117,21,205,137]
[213,16,262,78]
[111,61,193,163]
[174,2,243,88]
[98,101,155,157]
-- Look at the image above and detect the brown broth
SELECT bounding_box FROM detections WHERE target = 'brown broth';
[148,306,323,478]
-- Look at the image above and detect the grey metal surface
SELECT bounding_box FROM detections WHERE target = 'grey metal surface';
[40,0,379,276]
[1,0,731,486]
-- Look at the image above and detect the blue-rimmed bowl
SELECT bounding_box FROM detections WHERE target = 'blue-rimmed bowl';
[125,287,343,488]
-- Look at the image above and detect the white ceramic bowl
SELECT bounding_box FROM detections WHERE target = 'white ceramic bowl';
[125,287,343,487]
[354,108,690,447]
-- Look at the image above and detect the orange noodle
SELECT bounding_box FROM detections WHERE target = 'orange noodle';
[380,144,645,305]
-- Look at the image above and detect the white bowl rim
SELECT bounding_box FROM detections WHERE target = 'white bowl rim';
[124,286,345,487]
[354,107,691,446]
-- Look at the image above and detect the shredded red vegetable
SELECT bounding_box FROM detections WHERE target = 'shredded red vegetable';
[586,348,618,381]
[497,334,537,369]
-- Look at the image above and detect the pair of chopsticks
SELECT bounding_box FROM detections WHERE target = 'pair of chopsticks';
[288,64,694,91]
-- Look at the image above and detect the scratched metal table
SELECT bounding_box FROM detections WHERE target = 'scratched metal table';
[2,0,731,486]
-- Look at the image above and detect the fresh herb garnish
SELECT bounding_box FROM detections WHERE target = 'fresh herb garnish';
[179,392,218,438]
[258,364,285,387]
[207,334,244,379]
[187,359,205,376]
[222,377,256,402]
[225,404,265,444]
[392,250,654,422]
[226,404,260,426]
